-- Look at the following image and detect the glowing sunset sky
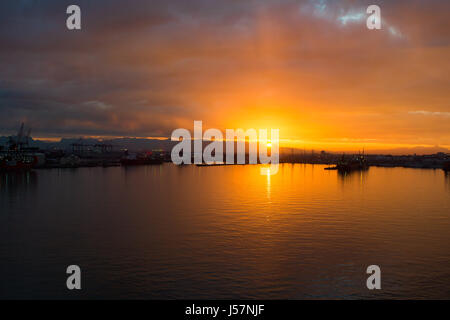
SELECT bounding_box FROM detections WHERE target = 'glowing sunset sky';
[0,0,449,152]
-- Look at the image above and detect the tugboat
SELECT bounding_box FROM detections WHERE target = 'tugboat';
[325,152,369,172]
[120,150,163,166]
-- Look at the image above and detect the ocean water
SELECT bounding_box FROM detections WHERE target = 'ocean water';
[1,164,449,299]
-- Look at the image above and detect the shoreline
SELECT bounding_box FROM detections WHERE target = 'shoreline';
[24,161,449,171]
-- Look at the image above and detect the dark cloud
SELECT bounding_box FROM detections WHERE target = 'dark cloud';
[0,0,449,148]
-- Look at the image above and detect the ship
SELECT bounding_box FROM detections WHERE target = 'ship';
[325,152,369,172]
[444,161,450,172]
[0,123,37,172]
[0,154,35,171]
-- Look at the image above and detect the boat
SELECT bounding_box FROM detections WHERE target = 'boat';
[121,157,163,166]
[0,155,34,172]
[120,151,163,166]
[0,123,37,172]
[59,154,81,168]
[444,161,450,172]
[196,161,227,167]
[325,153,369,172]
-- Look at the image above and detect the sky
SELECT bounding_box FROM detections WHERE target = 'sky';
[0,0,449,153]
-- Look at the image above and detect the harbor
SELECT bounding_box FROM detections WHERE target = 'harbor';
[0,124,168,171]
[1,124,450,172]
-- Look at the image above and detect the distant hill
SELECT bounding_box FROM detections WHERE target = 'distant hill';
[365,146,450,156]
[1,136,448,156]
[0,136,176,152]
